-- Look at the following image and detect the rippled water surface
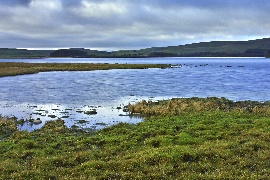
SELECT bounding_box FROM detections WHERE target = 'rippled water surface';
[1,57,270,131]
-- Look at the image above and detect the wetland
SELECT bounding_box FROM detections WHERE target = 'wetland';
[0,57,270,179]
[0,57,270,131]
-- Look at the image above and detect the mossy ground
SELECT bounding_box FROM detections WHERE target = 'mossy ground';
[0,97,269,179]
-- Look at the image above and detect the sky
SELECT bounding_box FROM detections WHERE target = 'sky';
[0,0,270,51]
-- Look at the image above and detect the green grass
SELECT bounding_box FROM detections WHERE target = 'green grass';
[0,62,171,77]
[0,97,269,179]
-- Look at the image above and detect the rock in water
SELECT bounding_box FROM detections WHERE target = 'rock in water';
[33,119,42,124]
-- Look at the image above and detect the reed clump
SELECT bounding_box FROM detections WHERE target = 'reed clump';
[128,97,270,117]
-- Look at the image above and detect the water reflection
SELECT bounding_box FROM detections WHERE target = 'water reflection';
[0,102,130,131]
[0,96,169,131]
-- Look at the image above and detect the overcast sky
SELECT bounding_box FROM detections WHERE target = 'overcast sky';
[1,0,270,50]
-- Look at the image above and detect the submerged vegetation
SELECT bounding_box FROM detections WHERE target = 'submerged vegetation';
[0,97,269,179]
[0,62,171,77]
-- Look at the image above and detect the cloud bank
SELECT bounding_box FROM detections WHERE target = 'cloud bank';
[0,0,270,50]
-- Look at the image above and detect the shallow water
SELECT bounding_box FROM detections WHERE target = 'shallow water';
[1,57,270,131]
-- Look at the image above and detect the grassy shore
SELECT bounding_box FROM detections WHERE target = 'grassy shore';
[0,97,269,179]
[0,62,171,77]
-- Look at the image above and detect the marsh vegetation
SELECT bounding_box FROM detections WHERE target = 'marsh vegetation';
[0,97,269,179]
[0,62,171,77]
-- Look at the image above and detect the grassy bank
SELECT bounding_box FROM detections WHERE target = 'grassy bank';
[0,62,170,77]
[0,97,269,179]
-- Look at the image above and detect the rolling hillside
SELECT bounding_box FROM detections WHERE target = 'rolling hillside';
[1,37,270,58]
[129,37,270,57]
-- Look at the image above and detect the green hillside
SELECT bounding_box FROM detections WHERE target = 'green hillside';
[1,37,270,58]
[130,38,270,57]
[0,48,53,59]
[50,37,270,58]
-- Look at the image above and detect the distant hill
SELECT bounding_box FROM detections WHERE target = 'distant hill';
[0,48,53,59]
[123,37,270,57]
[50,37,270,58]
[1,37,270,58]
[265,50,270,58]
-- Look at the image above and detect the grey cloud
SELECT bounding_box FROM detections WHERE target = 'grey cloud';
[0,0,31,6]
[60,0,82,7]
[142,0,270,9]
[0,0,270,50]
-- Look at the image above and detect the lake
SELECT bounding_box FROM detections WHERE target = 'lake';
[1,57,270,131]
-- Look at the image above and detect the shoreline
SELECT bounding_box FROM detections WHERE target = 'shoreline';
[0,62,171,77]
[1,97,270,132]
[1,96,269,179]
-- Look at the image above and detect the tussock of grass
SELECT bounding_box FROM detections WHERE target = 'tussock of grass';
[0,116,17,139]
[128,97,270,117]
[0,98,270,179]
